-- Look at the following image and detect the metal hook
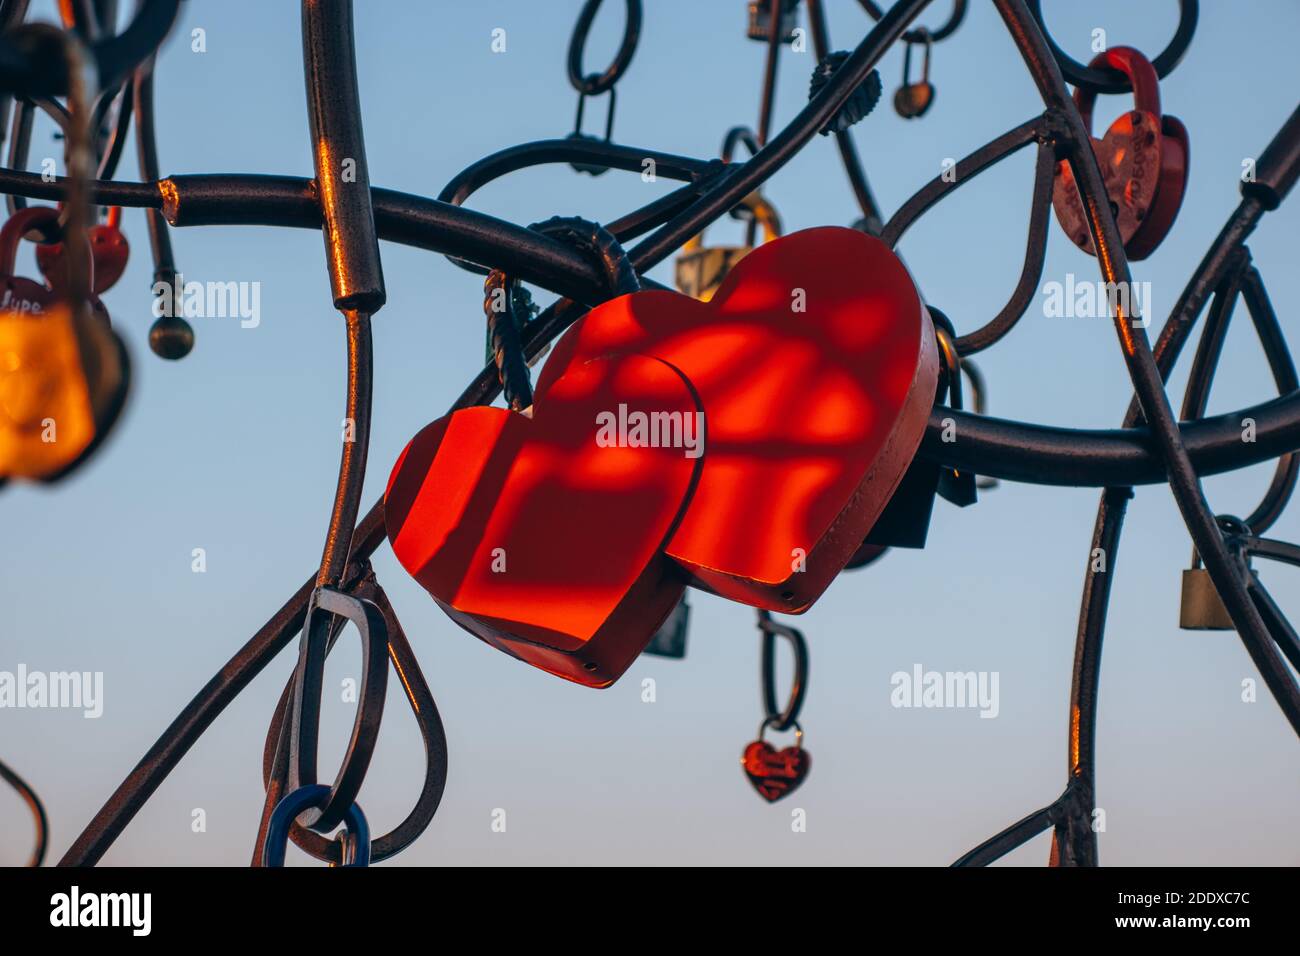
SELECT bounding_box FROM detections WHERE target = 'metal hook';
[757,609,809,733]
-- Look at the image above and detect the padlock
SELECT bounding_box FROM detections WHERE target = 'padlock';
[0,206,113,325]
[674,192,782,301]
[36,213,129,295]
[0,208,61,318]
[642,594,690,659]
[1052,46,1189,262]
[893,29,934,119]
[1179,556,1236,631]
[0,209,129,483]
[858,308,970,552]
[747,0,799,44]
[934,322,977,507]
[0,302,128,482]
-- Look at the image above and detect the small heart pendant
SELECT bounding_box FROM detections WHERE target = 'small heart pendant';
[742,738,811,803]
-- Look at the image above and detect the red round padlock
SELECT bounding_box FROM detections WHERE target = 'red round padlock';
[1052,46,1189,262]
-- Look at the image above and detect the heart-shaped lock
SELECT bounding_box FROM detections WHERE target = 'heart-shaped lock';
[538,226,938,612]
[386,353,703,687]
[1052,47,1189,261]
[742,721,811,802]
[36,215,129,296]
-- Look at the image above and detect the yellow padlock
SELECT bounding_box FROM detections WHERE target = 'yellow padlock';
[0,302,127,481]
[674,192,782,302]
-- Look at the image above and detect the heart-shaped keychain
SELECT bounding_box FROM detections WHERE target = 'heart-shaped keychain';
[386,353,702,686]
[537,226,937,611]
[742,720,811,803]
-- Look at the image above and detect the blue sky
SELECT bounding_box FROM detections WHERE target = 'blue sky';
[1,0,1297,865]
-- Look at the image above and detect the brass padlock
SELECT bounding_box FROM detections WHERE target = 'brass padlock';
[1178,545,1256,631]
[893,30,934,119]
[0,301,128,481]
[1179,566,1234,630]
[675,193,782,301]
[747,0,799,43]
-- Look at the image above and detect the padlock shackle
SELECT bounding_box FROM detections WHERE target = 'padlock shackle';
[0,206,61,277]
[901,28,932,85]
[1073,46,1162,134]
[683,191,781,251]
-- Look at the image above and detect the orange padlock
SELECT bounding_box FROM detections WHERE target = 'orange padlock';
[1052,46,1189,261]
[0,209,129,482]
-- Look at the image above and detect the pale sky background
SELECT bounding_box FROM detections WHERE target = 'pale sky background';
[1,0,1297,866]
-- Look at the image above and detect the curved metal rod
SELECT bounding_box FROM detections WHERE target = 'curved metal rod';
[858,0,967,43]
[995,0,1300,739]
[0,757,48,866]
[881,114,1043,250]
[628,0,932,273]
[257,569,449,865]
[435,137,719,274]
[952,141,1054,355]
[951,797,1061,867]
[1240,266,1300,533]
[924,393,1300,487]
[804,0,885,230]
[1248,579,1300,675]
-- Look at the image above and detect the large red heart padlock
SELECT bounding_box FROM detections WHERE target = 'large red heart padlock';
[1052,47,1189,262]
[386,353,702,687]
[387,227,936,686]
[536,226,937,611]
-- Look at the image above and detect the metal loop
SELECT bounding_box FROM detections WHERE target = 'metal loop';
[1024,0,1198,95]
[567,0,642,96]
[858,0,967,43]
[0,758,48,867]
[286,585,389,834]
[262,785,370,868]
[261,567,450,866]
[757,610,808,732]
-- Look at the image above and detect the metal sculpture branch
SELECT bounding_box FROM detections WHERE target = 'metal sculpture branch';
[0,0,1295,867]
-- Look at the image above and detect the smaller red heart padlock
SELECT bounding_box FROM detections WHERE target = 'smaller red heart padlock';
[36,212,129,295]
[386,352,703,687]
[742,720,811,803]
[1052,46,1189,262]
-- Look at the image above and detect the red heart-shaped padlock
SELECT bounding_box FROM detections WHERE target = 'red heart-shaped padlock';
[385,353,702,687]
[742,738,811,802]
[36,222,130,296]
[537,226,937,611]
